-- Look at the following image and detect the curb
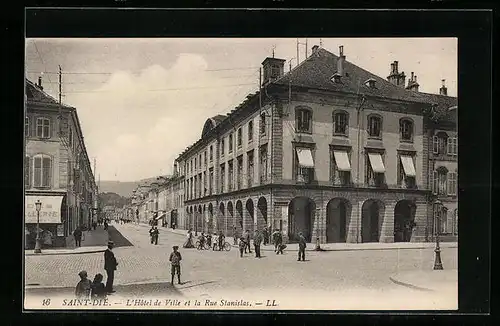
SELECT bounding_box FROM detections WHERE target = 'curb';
[229,244,458,252]
[25,248,107,256]
[25,279,188,290]
[389,276,435,292]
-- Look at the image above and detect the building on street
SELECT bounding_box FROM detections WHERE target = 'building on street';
[168,45,457,244]
[25,78,97,248]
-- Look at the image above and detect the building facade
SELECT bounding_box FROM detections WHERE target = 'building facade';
[25,78,97,248]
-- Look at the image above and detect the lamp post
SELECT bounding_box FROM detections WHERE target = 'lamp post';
[433,199,444,270]
[34,200,42,254]
[314,207,322,251]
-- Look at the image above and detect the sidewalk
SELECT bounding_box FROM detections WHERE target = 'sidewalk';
[156,224,457,252]
[25,226,109,256]
[390,269,458,292]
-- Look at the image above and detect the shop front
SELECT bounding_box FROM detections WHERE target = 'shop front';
[25,194,67,249]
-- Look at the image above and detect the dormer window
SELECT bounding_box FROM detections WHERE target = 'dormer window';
[331,73,342,83]
[365,78,376,88]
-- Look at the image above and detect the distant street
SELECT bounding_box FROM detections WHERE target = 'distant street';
[25,223,458,310]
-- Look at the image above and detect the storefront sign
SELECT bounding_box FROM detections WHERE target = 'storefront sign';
[57,224,64,236]
[25,195,64,224]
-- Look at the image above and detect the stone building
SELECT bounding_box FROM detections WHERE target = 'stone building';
[25,78,97,248]
[171,45,458,244]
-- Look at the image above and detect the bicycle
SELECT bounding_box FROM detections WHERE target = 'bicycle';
[213,241,231,251]
[195,240,210,250]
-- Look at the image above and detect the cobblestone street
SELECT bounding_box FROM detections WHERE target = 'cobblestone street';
[25,223,458,310]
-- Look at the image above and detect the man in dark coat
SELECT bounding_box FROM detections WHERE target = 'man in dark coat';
[262,227,269,245]
[253,230,263,258]
[73,227,82,247]
[244,230,252,254]
[297,232,306,262]
[104,241,118,293]
[232,226,238,245]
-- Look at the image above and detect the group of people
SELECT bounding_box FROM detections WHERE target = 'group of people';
[149,226,159,245]
[75,240,118,298]
[196,230,226,250]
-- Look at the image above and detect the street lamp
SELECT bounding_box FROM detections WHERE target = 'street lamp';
[433,199,444,270]
[314,207,323,251]
[34,199,42,254]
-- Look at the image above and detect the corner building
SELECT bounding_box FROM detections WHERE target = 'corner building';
[176,46,457,244]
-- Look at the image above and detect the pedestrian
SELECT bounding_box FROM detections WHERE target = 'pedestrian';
[169,245,182,285]
[75,270,92,299]
[273,229,282,253]
[153,226,159,245]
[218,230,225,251]
[232,226,238,245]
[244,230,252,254]
[183,229,194,248]
[92,221,97,231]
[149,226,155,244]
[297,232,306,262]
[212,232,219,251]
[238,237,246,258]
[104,241,118,293]
[104,220,108,231]
[91,273,107,299]
[253,230,262,258]
[262,227,269,246]
[73,227,82,247]
[277,243,286,255]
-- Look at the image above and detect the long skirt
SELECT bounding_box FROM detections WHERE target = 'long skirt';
[183,238,194,248]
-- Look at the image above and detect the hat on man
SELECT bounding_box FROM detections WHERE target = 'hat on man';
[78,270,88,278]
[108,241,114,246]
[173,245,179,250]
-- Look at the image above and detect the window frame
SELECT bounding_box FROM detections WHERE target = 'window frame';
[260,112,267,135]
[33,154,52,188]
[333,110,349,136]
[399,118,414,142]
[447,171,458,196]
[295,107,313,134]
[436,166,448,195]
[447,136,458,156]
[25,117,30,137]
[220,164,226,193]
[237,128,242,148]
[209,145,213,162]
[236,155,243,190]
[247,150,254,187]
[293,144,315,184]
[228,160,234,191]
[330,147,352,186]
[259,144,269,184]
[221,139,225,157]
[248,120,253,142]
[397,152,417,189]
[367,114,383,139]
[229,133,233,153]
[365,150,386,187]
[36,117,51,139]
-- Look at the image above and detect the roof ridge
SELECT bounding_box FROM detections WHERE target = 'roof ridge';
[273,47,326,84]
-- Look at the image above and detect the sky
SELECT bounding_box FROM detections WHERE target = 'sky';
[25,38,457,182]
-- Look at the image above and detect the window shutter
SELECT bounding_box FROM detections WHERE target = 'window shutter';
[447,137,453,155]
[432,171,438,194]
[25,157,31,188]
[432,136,439,153]
[34,157,42,187]
[447,173,453,195]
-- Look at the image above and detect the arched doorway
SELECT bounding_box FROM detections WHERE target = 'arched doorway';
[288,197,315,243]
[326,198,351,243]
[196,205,202,235]
[245,199,255,234]
[219,202,225,235]
[236,200,243,233]
[394,200,416,242]
[208,203,214,233]
[227,201,235,233]
[257,197,268,231]
[361,200,385,243]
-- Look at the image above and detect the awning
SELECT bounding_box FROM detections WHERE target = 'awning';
[400,155,416,177]
[368,153,386,173]
[25,195,64,224]
[154,212,166,221]
[333,150,351,171]
[296,148,314,168]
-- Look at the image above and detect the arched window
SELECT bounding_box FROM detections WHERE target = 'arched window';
[367,114,382,138]
[296,107,313,133]
[399,118,414,142]
[333,110,349,136]
[24,156,31,188]
[440,207,448,234]
[33,154,52,188]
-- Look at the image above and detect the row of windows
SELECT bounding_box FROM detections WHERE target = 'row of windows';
[25,117,51,139]
[186,113,268,176]
[185,145,268,200]
[433,133,458,156]
[436,207,458,235]
[298,108,416,141]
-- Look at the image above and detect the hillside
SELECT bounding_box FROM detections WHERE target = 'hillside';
[99,176,169,197]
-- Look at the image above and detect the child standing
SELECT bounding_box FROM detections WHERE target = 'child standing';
[238,237,246,258]
[91,273,107,299]
[75,270,92,299]
[169,245,182,285]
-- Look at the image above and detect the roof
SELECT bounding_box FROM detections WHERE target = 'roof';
[212,114,227,125]
[274,47,457,107]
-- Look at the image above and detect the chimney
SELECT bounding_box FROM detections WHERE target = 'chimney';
[312,45,319,54]
[439,79,448,95]
[406,72,420,92]
[37,76,43,90]
[337,45,345,76]
[387,60,406,88]
[261,57,286,87]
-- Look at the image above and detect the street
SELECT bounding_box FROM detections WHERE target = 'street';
[25,223,458,310]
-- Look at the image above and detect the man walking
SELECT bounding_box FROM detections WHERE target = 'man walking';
[104,241,118,293]
[73,227,82,247]
[253,230,262,258]
[244,230,252,254]
[232,226,238,245]
[262,227,269,246]
[297,232,306,262]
